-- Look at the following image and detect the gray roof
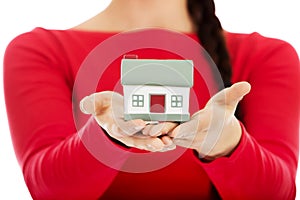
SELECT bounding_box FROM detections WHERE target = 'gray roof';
[121,59,193,87]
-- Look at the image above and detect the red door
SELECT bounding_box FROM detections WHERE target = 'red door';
[150,95,165,113]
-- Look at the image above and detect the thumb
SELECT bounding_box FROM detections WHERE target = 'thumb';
[80,92,113,115]
[80,94,96,115]
[211,81,251,108]
[227,81,251,105]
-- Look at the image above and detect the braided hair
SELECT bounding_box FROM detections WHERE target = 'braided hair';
[187,0,232,88]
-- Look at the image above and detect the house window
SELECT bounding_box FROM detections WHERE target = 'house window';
[171,95,183,108]
[132,95,144,107]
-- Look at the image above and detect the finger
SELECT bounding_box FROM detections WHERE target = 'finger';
[161,135,174,146]
[159,143,176,152]
[120,136,166,152]
[210,81,251,108]
[112,119,146,136]
[226,81,251,105]
[173,138,188,146]
[160,136,176,152]
[80,94,97,115]
[140,121,159,134]
[142,122,178,136]
[80,91,123,115]
[169,119,198,139]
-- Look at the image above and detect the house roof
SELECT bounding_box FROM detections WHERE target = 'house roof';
[121,59,193,87]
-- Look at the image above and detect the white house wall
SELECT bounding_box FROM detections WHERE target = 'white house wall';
[123,85,190,115]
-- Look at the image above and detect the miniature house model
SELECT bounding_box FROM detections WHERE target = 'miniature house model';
[121,56,194,122]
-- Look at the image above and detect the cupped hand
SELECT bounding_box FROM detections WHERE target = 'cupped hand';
[169,82,251,159]
[79,91,175,152]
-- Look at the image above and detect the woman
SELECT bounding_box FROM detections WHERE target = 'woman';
[4,0,299,199]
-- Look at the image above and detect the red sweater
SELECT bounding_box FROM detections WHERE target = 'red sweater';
[4,28,300,200]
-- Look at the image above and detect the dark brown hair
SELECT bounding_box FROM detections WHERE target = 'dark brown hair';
[187,0,232,88]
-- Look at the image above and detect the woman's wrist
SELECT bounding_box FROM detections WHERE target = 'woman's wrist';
[196,117,242,161]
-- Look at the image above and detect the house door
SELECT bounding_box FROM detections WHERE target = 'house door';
[150,95,165,113]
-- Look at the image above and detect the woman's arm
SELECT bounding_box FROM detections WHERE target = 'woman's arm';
[199,38,299,199]
[142,35,299,199]
[3,32,124,199]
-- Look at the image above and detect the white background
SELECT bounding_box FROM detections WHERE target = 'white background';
[0,0,299,199]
